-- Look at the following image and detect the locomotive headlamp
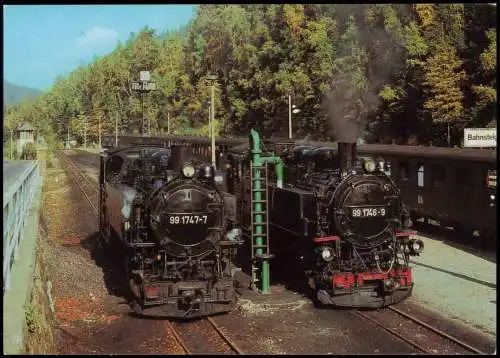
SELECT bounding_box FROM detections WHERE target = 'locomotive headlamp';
[363,159,376,173]
[182,163,195,178]
[321,247,334,262]
[490,194,495,200]
[409,238,424,254]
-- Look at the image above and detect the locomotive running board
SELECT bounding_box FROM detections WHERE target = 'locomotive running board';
[129,242,156,248]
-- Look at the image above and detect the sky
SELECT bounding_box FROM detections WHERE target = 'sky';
[3,5,196,90]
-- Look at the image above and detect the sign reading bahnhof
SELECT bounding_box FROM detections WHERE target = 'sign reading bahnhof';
[463,128,497,148]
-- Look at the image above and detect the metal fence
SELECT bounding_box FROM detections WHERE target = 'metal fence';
[3,161,41,292]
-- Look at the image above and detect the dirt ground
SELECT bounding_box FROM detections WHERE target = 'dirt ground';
[32,150,495,355]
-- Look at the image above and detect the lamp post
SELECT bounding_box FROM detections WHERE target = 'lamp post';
[207,74,217,168]
[208,105,211,134]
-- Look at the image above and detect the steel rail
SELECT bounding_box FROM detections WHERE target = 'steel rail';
[388,306,487,355]
[165,321,192,355]
[63,151,99,194]
[206,317,245,354]
[352,310,432,354]
[58,151,98,214]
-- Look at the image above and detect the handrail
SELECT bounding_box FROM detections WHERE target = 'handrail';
[3,161,41,292]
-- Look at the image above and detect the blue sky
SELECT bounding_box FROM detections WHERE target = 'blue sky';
[3,5,196,90]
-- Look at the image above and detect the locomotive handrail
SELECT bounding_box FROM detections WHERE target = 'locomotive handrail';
[3,160,42,292]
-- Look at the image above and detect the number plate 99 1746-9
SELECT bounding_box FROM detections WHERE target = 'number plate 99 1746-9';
[351,207,387,218]
[167,215,208,225]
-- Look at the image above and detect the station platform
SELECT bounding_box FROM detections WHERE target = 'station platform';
[410,234,496,338]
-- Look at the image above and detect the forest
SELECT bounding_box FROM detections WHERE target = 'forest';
[3,4,497,151]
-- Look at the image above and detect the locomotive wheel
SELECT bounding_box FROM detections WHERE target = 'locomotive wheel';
[129,277,144,314]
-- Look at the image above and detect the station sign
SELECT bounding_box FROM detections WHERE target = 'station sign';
[131,81,157,91]
[463,128,497,148]
[139,71,151,82]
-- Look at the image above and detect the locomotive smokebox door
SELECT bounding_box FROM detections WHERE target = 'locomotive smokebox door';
[338,142,357,173]
[170,145,194,172]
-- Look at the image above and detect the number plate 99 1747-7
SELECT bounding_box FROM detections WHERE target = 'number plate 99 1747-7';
[351,207,387,218]
[167,215,208,225]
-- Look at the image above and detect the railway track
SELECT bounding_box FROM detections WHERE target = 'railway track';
[58,150,244,355]
[58,150,99,213]
[353,307,487,355]
[167,318,244,355]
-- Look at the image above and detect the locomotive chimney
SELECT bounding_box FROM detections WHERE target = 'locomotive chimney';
[337,142,357,173]
[170,145,194,172]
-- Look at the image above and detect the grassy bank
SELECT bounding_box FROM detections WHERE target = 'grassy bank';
[23,150,56,354]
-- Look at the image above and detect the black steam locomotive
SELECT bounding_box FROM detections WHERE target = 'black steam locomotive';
[99,137,242,318]
[226,136,424,308]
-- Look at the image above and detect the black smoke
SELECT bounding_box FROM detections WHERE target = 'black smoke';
[323,6,407,143]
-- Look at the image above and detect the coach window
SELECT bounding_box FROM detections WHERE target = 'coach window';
[399,162,410,181]
[431,165,446,188]
[417,163,424,187]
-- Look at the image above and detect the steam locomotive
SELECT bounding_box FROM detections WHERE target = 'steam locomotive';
[225,134,424,308]
[99,137,242,318]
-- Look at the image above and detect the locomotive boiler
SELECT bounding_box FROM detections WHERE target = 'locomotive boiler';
[99,139,242,318]
[226,132,423,308]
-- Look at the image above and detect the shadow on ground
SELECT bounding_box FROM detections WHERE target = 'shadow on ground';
[80,231,133,304]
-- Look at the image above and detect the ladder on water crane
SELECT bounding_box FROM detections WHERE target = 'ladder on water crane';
[249,161,273,292]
